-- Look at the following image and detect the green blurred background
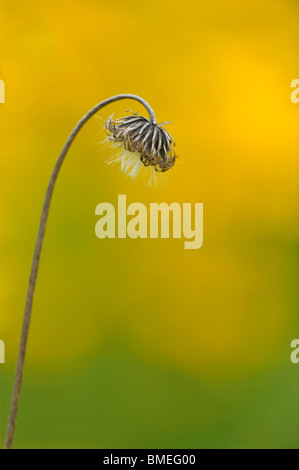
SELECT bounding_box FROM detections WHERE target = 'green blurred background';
[0,0,298,448]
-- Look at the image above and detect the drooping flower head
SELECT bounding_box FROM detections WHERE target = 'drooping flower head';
[105,112,176,184]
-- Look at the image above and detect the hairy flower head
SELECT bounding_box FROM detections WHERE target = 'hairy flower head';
[105,112,176,184]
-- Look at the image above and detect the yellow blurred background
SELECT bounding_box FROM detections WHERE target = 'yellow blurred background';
[0,0,298,448]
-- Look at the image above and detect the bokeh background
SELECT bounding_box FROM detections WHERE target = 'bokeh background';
[0,0,298,449]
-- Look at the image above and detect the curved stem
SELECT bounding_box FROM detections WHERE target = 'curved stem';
[4,94,157,449]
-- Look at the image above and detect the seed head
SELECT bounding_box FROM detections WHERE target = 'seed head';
[105,112,176,184]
